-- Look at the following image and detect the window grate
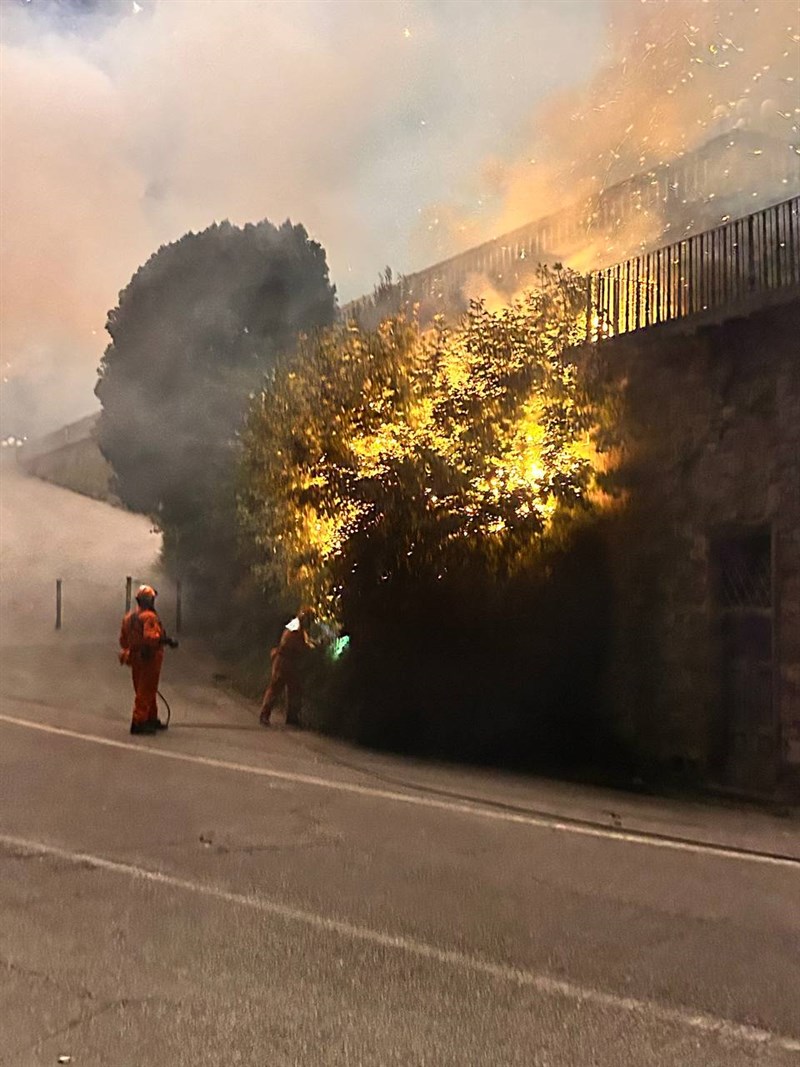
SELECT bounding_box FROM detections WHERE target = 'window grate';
[714,530,772,610]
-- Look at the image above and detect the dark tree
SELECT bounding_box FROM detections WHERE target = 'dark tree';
[95,219,336,597]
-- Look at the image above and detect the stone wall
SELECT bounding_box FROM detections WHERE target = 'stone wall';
[18,413,113,502]
[598,299,800,795]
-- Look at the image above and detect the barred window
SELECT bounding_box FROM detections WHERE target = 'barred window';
[712,528,772,610]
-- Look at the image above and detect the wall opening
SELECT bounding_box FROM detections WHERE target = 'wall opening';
[711,526,777,791]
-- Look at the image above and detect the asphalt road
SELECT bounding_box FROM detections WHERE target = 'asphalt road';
[1,464,799,1066]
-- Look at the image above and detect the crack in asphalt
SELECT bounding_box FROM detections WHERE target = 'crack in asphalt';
[27,996,168,1059]
[2,950,178,1061]
[1,956,95,1004]
[3,832,799,1057]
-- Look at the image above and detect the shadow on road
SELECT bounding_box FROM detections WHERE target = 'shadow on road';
[169,723,263,731]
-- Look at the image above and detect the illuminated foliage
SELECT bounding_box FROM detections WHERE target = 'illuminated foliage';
[239,265,601,619]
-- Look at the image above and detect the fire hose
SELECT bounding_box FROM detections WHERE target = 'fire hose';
[157,636,178,725]
[157,689,172,726]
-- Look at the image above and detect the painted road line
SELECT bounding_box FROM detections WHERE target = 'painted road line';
[1,712,798,869]
[1,832,798,1054]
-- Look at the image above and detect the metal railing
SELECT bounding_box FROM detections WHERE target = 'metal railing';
[588,196,800,341]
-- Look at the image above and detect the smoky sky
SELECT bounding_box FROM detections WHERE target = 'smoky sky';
[1,0,797,438]
[0,0,605,436]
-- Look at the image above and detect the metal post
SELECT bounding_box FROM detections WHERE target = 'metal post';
[55,579,62,630]
[747,213,756,291]
[585,275,593,342]
[176,579,182,635]
[125,575,132,613]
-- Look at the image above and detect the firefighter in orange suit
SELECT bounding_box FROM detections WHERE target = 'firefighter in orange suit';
[119,584,177,735]
[259,608,316,727]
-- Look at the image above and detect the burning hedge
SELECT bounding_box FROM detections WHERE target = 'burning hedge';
[239,265,601,622]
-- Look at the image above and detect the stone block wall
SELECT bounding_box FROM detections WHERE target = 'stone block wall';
[19,413,114,503]
[598,299,800,794]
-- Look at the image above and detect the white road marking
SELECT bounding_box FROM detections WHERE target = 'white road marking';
[0,711,798,869]
[1,831,798,1054]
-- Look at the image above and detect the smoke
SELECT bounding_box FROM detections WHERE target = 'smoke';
[0,0,603,437]
[430,0,800,263]
[2,0,796,437]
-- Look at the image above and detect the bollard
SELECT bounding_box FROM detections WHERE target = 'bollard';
[175,579,182,634]
[55,579,62,630]
[125,575,132,613]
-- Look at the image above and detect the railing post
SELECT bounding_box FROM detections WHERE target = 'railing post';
[774,203,782,289]
[699,231,706,311]
[666,250,672,322]
[747,213,756,291]
[125,575,132,614]
[644,253,652,325]
[734,218,743,300]
[655,249,662,325]
[55,579,62,631]
[634,256,641,329]
[585,275,593,342]
[679,242,686,318]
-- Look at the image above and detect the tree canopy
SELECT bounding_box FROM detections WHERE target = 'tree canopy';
[95,218,336,586]
[239,265,601,622]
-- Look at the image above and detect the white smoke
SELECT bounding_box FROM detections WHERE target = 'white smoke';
[3,0,796,437]
[0,0,603,437]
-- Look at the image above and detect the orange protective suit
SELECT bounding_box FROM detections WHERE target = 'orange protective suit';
[260,623,311,725]
[119,607,165,726]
